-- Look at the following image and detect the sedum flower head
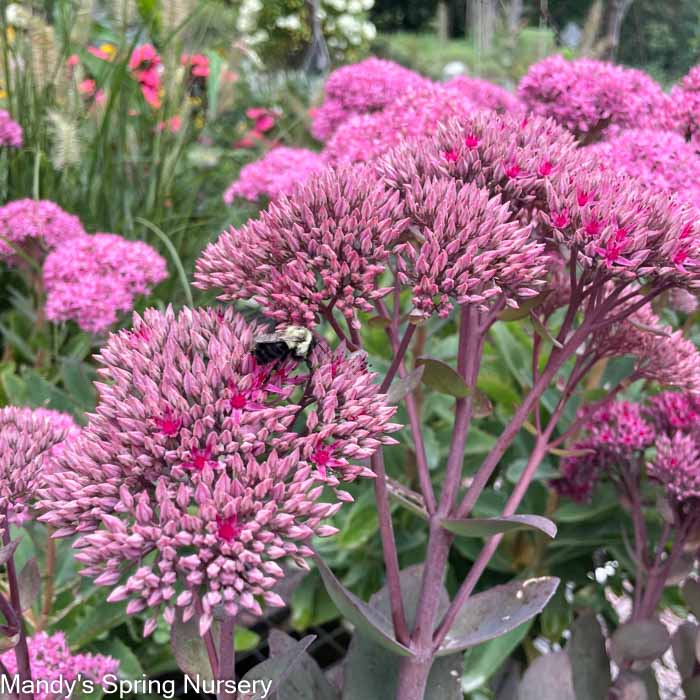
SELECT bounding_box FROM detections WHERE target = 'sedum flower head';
[444,75,522,114]
[588,297,700,394]
[0,199,85,261]
[310,57,430,141]
[395,177,545,318]
[0,109,22,148]
[517,55,669,142]
[648,432,700,503]
[196,165,409,328]
[43,233,168,334]
[223,147,325,204]
[0,632,118,699]
[552,401,655,502]
[555,393,700,507]
[646,391,700,433]
[40,307,399,632]
[376,112,579,225]
[322,83,475,165]
[545,163,700,287]
[587,129,700,210]
[0,406,77,533]
[669,65,700,148]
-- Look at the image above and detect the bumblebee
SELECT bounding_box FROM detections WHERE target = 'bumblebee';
[253,326,314,365]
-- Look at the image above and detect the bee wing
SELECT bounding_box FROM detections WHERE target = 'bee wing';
[254,332,283,344]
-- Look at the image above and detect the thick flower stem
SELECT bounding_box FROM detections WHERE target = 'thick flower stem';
[38,529,55,631]
[2,524,33,700]
[395,653,435,700]
[371,451,410,644]
[217,615,237,700]
[395,523,453,700]
[434,432,552,646]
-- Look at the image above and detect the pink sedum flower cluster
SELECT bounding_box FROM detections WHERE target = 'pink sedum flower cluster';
[517,55,669,142]
[545,160,700,286]
[669,65,700,148]
[223,147,326,204]
[0,109,22,148]
[377,112,578,224]
[555,392,700,506]
[587,129,700,210]
[0,632,118,699]
[587,295,700,394]
[205,109,700,328]
[0,199,85,261]
[43,233,167,334]
[444,75,521,114]
[310,57,430,141]
[649,432,700,503]
[40,307,399,634]
[395,178,544,319]
[198,164,409,329]
[322,83,475,165]
[553,401,654,502]
[0,406,77,533]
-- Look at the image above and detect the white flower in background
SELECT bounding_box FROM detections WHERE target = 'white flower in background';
[236,0,262,33]
[337,13,360,33]
[361,21,376,40]
[6,3,31,28]
[276,14,302,31]
[337,13,363,44]
[236,0,373,62]
[248,30,268,45]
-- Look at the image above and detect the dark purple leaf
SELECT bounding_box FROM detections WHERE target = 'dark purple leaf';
[441,515,556,539]
[437,577,559,655]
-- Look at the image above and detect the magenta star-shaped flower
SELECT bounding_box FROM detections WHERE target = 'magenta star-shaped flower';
[310,443,346,479]
[216,514,241,542]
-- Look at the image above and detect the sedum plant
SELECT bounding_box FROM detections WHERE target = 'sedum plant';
[191,111,700,697]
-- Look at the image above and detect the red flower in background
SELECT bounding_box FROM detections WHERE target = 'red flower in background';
[129,44,162,109]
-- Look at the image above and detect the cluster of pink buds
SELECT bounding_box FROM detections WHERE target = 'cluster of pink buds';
[0,109,22,148]
[0,406,77,533]
[310,57,430,141]
[517,55,670,142]
[555,392,700,509]
[0,199,85,263]
[223,147,325,204]
[39,306,399,634]
[587,129,700,210]
[444,75,522,114]
[669,64,700,147]
[42,232,168,333]
[586,294,700,393]
[0,632,118,699]
[197,164,409,328]
[322,83,475,165]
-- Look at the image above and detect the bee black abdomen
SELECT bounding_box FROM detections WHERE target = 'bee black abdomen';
[254,341,290,365]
